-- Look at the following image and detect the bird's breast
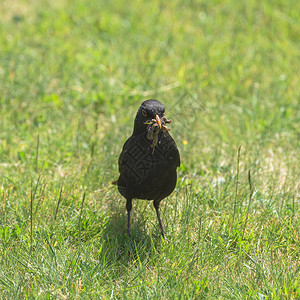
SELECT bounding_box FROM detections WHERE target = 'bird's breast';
[121,132,176,184]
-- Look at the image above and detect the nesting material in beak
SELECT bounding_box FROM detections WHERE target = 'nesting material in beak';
[145,115,172,154]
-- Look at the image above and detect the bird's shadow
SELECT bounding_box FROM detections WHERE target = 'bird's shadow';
[99,201,165,266]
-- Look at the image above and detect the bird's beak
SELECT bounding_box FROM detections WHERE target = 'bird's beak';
[155,115,162,129]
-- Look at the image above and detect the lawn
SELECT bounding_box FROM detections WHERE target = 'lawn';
[0,0,299,298]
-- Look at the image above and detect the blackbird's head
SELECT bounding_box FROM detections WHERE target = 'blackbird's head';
[133,99,166,134]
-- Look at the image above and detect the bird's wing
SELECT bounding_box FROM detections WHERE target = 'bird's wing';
[173,143,181,167]
[118,136,134,174]
[177,146,181,167]
[165,133,180,167]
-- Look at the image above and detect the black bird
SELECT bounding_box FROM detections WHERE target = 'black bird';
[116,99,180,238]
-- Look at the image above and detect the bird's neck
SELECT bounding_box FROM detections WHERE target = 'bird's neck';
[133,122,147,136]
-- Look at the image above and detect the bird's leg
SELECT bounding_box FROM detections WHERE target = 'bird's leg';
[153,201,165,239]
[126,199,132,237]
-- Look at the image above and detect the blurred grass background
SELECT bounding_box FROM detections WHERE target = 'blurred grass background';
[0,0,299,298]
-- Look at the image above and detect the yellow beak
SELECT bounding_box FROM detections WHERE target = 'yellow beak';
[155,115,162,129]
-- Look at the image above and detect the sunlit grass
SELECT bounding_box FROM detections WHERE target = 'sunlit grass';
[0,0,299,298]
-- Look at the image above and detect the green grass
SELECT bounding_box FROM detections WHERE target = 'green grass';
[0,0,299,298]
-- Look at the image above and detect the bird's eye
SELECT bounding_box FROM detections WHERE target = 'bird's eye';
[142,109,147,117]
